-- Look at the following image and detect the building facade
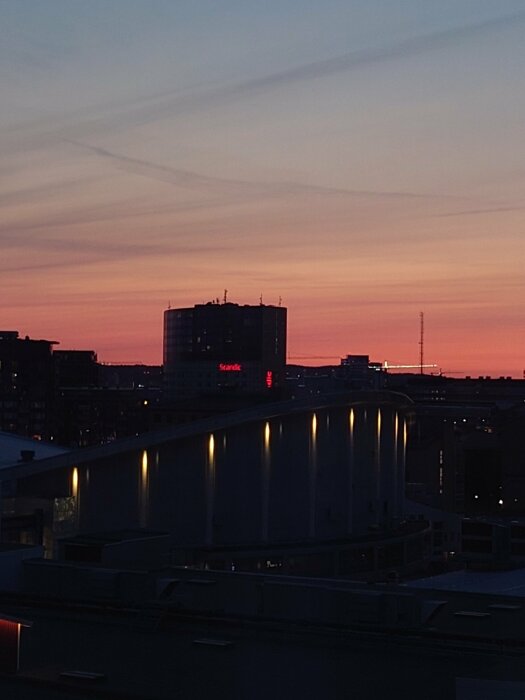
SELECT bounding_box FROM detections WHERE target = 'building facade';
[0,331,56,439]
[163,302,287,399]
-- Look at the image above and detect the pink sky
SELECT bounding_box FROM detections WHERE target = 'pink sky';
[1,3,524,377]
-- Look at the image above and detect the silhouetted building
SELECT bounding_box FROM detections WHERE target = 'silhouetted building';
[0,331,56,439]
[163,302,286,399]
[286,356,383,399]
[460,517,525,570]
[53,350,98,388]
[98,364,162,390]
[52,358,162,448]
[340,354,372,382]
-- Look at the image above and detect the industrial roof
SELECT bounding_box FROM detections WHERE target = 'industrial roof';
[0,431,68,470]
[407,567,525,597]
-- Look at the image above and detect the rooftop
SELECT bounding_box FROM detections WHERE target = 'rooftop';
[0,432,68,470]
[407,566,525,597]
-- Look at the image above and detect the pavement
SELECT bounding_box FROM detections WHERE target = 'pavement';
[1,602,525,700]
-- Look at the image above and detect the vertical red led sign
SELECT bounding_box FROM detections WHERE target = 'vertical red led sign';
[0,619,20,674]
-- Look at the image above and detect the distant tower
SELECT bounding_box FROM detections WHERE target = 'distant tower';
[419,312,424,375]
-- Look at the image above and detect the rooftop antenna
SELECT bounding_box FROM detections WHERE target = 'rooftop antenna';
[168,301,171,310]
[419,311,424,375]
[223,289,228,304]
[278,296,282,307]
[260,293,263,305]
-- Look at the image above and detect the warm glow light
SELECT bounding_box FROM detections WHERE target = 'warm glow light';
[311,413,317,438]
[377,409,382,436]
[139,449,149,527]
[141,450,148,483]
[349,408,355,433]
[206,434,215,546]
[264,422,271,449]
[71,467,78,498]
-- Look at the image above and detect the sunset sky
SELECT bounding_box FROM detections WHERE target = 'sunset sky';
[1,1,524,375]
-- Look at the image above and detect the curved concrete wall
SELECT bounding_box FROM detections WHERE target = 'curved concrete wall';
[72,395,410,547]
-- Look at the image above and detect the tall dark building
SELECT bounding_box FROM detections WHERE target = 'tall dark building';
[0,330,56,438]
[163,302,287,399]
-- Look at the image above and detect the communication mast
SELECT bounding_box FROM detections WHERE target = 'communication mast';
[419,312,424,375]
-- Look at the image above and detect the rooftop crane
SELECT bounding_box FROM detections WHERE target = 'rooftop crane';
[376,362,438,372]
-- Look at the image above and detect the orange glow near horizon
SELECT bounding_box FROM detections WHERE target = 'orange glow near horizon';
[1,5,524,380]
[2,187,523,377]
[3,293,522,378]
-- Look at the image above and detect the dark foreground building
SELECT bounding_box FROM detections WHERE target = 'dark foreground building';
[0,392,426,577]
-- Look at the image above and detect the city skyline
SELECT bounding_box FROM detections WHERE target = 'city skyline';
[1,1,524,376]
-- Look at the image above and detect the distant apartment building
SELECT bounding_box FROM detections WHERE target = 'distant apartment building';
[0,330,56,439]
[53,350,99,388]
[163,302,287,399]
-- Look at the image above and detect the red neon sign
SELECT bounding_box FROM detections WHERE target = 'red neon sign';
[218,363,242,372]
[265,370,273,388]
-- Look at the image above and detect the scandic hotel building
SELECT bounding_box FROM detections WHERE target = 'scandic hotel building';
[163,302,287,399]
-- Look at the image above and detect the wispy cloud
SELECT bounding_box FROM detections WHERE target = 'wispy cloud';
[65,140,463,202]
[0,176,99,208]
[0,237,232,275]
[0,198,174,235]
[80,11,525,129]
[5,11,523,159]
[432,205,525,218]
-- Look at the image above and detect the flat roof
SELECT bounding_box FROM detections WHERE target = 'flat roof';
[0,543,43,553]
[407,567,525,597]
[0,432,68,470]
[60,530,169,546]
